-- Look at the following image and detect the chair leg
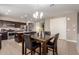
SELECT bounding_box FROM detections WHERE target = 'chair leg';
[39,46,41,55]
[56,48,58,55]
[25,48,27,55]
[31,50,32,55]
[31,50,34,55]
[46,47,48,53]
[53,49,55,55]
[33,49,35,55]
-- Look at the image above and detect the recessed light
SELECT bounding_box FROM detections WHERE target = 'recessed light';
[7,9,11,12]
[67,17,70,21]
[73,29,76,31]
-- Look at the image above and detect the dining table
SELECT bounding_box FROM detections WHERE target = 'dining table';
[31,35,51,55]
[22,34,52,55]
[17,31,53,55]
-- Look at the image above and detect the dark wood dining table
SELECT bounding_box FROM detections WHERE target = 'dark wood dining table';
[31,35,51,55]
[17,31,52,55]
[22,34,52,55]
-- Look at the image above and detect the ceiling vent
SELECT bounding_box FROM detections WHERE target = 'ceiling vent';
[50,4,54,7]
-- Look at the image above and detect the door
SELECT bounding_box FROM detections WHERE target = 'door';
[50,17,66,40]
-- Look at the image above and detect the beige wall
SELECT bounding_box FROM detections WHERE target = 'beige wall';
[66,13,77,42]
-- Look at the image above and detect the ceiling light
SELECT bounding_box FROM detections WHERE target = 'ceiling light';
[73,29,76,31]
[40,12,43,18]
[36,11,38,16]
[67,17,70,21]
[33,13,36,18]
[33,11,44,19]
[5,9,11,15]
[7,9,11,12]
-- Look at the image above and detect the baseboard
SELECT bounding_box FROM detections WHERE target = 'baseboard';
[66,40,77,43]
[59,39,77,43]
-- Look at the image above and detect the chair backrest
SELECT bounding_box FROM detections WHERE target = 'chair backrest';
[44,31,51,38]
[30,31,36,35]
[47,36,54,42]
[24,34,32,49]
[25,31,36,36]
[44,31,51,36]
[53,33,59,48]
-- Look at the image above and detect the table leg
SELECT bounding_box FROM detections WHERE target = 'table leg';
[42,42,47,55]
[22,38,24,55]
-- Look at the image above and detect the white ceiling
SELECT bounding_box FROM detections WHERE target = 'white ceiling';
[0,4,79,21]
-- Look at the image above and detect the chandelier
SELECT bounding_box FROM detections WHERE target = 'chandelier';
[33,11,43,19]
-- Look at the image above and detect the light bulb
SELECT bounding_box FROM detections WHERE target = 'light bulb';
[67,17,70,21]
[40,12,43,18]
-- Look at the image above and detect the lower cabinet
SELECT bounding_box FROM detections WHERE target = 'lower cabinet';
[15,33,23,43]
[0,32,7,40]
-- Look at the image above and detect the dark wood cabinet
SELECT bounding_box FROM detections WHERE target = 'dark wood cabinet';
[0,32,7,40]
[15,33,23,43]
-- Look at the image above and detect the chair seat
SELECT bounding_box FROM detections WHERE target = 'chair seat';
[47,41,54,45]
[48,45,54,49]
[47,42,54,48]
[32,42,41,49]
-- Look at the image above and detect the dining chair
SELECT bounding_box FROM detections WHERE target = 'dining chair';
[24,34,41,55]
[44,31,51,38]
[44,31,51,36]
[47,33,59,55]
